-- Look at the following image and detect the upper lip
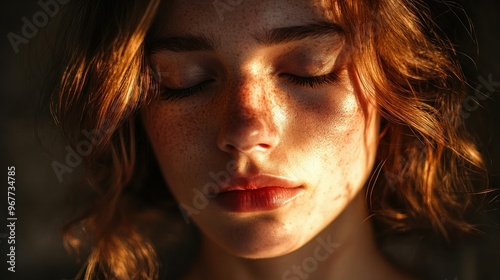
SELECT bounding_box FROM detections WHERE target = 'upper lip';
[217,174,301,193]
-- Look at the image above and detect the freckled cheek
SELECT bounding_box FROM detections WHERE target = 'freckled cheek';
[319,117,365,178]
[288,89,363,147]
[325,91,363,130]
[319,93,374,167]
[286,89,370,186]
[143,106,209,175]
[312,96,378,197]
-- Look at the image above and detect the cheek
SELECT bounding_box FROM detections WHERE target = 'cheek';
[289,87,378,193]
[144,106,194,158]
[289,87,365,157]
[142,105,212,198]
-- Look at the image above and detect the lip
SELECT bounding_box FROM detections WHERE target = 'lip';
[211,175,304,212]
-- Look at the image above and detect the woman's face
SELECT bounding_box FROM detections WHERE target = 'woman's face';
[143,0,380,258]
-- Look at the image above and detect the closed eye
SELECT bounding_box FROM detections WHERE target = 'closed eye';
[160,79,215,100]
[280,71,340,88]
[159,71,340,101]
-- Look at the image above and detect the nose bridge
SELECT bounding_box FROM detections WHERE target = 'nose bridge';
[228,73,276,135]
[224,53,274,118]
[231,57,271,105]
[217,69,280,154]
[229,74,270,117]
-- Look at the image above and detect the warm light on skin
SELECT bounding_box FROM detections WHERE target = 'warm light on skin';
[141,0,392,279]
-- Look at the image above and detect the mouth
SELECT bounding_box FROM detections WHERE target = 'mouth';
[210,175,304,212]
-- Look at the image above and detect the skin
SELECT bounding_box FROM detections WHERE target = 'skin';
[142,0,411,279]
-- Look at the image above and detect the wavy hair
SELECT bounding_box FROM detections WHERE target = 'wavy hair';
[46,0,487,279]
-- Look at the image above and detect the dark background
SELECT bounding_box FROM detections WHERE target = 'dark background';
[0,0,499,279]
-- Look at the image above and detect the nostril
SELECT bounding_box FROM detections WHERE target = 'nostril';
[258,143,271,149]
[225,144,238,152]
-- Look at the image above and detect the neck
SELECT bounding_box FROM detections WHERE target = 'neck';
[184,193,404,280]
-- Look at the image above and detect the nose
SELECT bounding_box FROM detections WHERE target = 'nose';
[217,79,280,155]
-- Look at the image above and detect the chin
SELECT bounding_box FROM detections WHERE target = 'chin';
[199,212,308,259]
[223,235,304,259]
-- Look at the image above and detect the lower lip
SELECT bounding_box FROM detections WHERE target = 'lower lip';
[213,187,303,212]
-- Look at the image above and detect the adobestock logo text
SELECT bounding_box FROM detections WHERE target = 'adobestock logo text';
[7,0,70,54]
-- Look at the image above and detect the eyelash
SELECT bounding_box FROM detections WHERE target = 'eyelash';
[280,71,340,89]
[159,72,340,100]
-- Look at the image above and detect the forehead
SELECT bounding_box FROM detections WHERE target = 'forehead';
[154,0,335,35]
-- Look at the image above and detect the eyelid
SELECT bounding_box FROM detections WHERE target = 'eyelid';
[280,71,341,88]
[160,79,215,101]
[158,70,211,86]
[274,43,343,75]
[152,55,221,87]
[158,70,342,101]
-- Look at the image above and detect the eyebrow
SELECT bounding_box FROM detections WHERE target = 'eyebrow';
[148,34,217,53]
[252,21,344,45]
[148,21,343,53]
